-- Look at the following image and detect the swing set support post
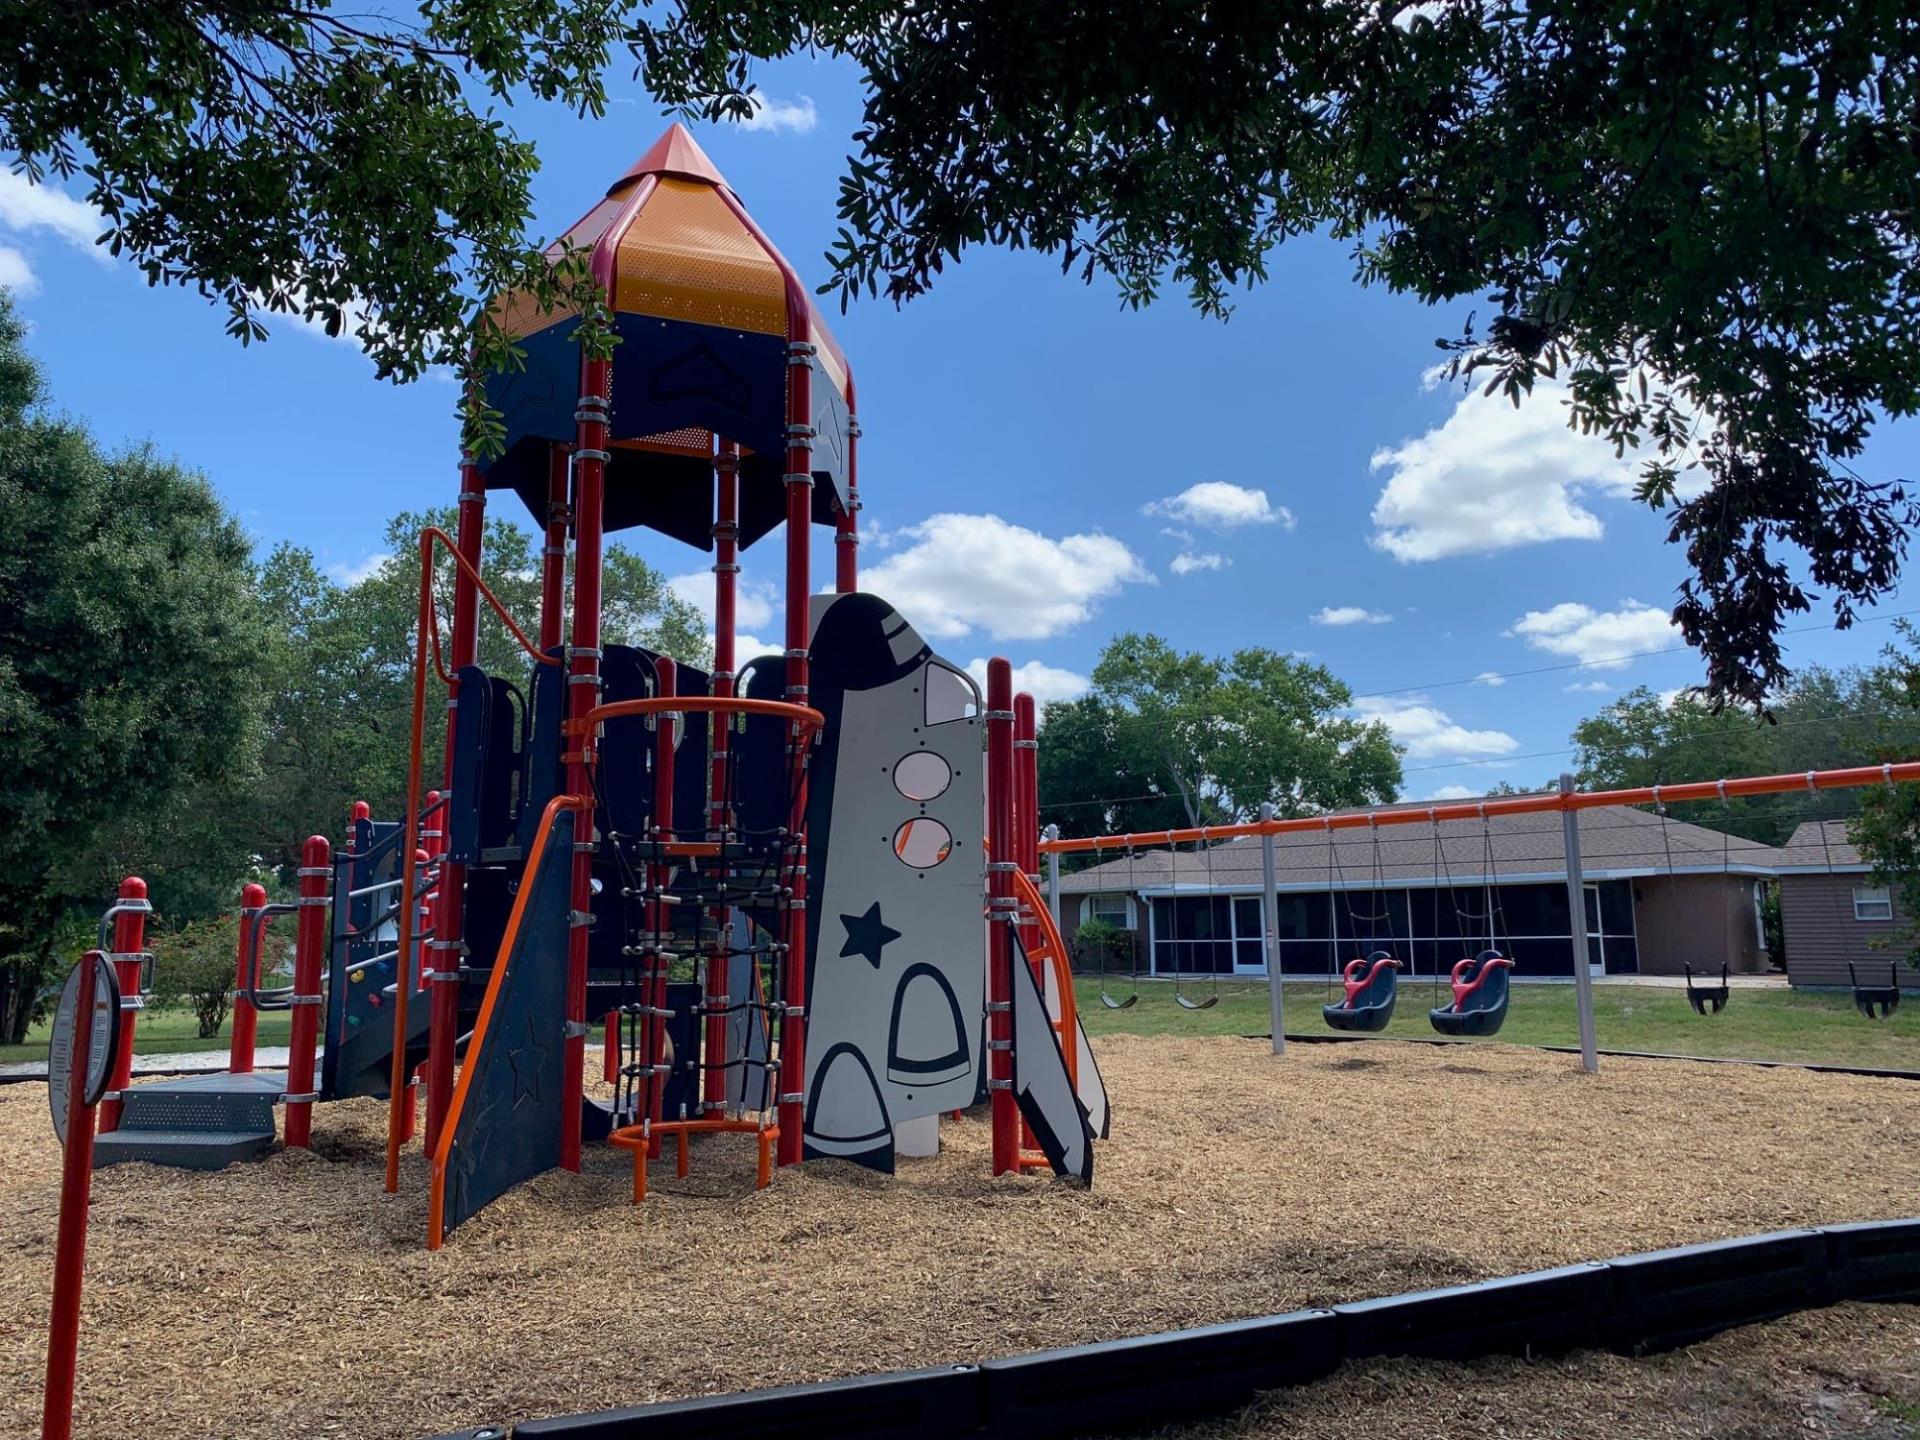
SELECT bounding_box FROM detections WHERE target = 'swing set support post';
[1259,802,1284,1056]
[1559,773,1599,1073]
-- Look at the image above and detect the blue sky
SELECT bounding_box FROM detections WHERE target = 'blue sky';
[3,54,1914,803]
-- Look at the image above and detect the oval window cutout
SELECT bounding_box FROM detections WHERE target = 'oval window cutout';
[893,818,953,869]
[893,751,952,802]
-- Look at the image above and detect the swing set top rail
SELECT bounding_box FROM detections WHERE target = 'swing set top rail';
[1037,762,1920,856]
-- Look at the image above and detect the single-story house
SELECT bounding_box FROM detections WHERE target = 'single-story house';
[1774,820,1919,992]
[1057,802,1780,981]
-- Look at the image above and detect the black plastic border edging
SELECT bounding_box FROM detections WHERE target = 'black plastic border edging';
[433,1218,1920,1440]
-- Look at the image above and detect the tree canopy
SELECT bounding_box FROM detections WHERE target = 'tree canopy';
[1039,633,1402,838]
[7,0,1918,706]
[0,294,268,1040]
[1572,664,1920,845]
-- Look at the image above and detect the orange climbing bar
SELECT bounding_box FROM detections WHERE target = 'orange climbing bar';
[1039,761,1920,855]
[425,794,583,1250]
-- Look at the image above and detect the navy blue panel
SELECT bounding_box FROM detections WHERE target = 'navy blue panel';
[607,314,784,466]
[515,1364,983,1440]
[479,674,527,852]
[447,665,492,864]
[731,656,791,857]
[481,319,581,500]
[440,809,574,1242]
[517,648,566,853]
[1335,1263,1610,1361]
[1603,1229,1826,1354]
[809,351,850,516]
[1818,1219,1920,1303]
[596,646,657,846]
[670,657,711,841]
[979,1309,1339,1440]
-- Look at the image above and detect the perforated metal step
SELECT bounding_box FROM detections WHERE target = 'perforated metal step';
[96,1071,284,1169]
[94,1126,275,1171]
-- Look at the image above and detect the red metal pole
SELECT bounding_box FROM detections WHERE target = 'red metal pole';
[562,354,610,1173]
[705,443,739,1113]
[284,836,331,1148]
[985,660,1020,1175]
[426,467,486,1148]
[834,392,859,593]
[41,954,103,1440]
[1013,692,1041,1154]
[228,881,268,1075]
[97,877,148,1133]
[540,443,570,654]
[776,337,814,1167]
[648,657,677,1149]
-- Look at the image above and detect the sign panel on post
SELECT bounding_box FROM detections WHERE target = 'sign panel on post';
[48,953,120,1147]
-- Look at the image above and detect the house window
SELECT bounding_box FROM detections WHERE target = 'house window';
[1087,894,1133,929]
[1853,885,1893,922]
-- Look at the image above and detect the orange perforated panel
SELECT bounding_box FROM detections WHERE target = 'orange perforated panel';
[613,428,716,458]
[613,179,787,335]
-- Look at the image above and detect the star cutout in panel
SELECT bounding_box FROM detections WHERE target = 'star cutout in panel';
[838,901,902,970]
[506,1014,550,1110]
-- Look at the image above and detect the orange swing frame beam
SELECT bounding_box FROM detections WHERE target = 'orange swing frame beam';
[1037,762,1920,856]
[385,526,561,1195]
[576,694,826,1203]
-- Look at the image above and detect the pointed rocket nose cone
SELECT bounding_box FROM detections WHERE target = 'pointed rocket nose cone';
[612,121,728,194]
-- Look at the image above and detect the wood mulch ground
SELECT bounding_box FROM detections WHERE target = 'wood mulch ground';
[3,1034,1915,1439]
[1186,1302,1920,1440]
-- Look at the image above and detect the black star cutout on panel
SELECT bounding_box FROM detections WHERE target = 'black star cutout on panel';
[838,901,902,970]
[506,1014,549,1110]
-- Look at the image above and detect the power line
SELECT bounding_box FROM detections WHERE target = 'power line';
[1350,604,1918,701]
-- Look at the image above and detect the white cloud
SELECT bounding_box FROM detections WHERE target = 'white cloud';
[1170,551,1229,575]
[733,94,819,135]
[734,632,778,662]
[1369,374,1706,562]
[1354,695,1520,761]
[964,658,1091,709]
[1144,482,1294,530]
[1474,671,1505,687]
[0,170,106,258]
[669,569,777,633]
[860,512,1150,641]
[1564,679,1612,694]
[1311,605,1392,627]
[1425,784,1477,801]
[327,552,390,586]
[1508,600,1677,669]
[0,246,36,297]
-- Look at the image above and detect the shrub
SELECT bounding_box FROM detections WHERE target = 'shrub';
[149,914,292,1039]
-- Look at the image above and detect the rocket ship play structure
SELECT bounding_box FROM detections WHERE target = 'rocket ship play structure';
[87,125,1109,1245]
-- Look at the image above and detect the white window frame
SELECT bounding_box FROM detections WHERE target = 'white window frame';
[1085,893,1134,930]
[1852,884,1893,922]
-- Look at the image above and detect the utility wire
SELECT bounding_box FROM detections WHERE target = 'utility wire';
[1350,604,1918,701]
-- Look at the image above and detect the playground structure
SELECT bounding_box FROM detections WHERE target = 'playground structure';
[70,125,1107,1250]
[25,123,1920,1440]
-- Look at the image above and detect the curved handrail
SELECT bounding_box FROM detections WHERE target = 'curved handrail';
[386,527,558,1192]
[417,525,558,678]
[1011,868,1079,1089]
[581,694,826,737]
[426,794,583,1249]
[238,903,301,1011]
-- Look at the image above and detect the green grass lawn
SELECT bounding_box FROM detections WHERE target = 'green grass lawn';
[1075,976,1920,1070]
[0,1007,293,1068]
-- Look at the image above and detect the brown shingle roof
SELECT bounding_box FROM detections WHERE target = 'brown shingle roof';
[1776,819,1867,870]
[1058,804,1782,893]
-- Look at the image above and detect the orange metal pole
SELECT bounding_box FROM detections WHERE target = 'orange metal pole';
[1038,761,1920,855]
